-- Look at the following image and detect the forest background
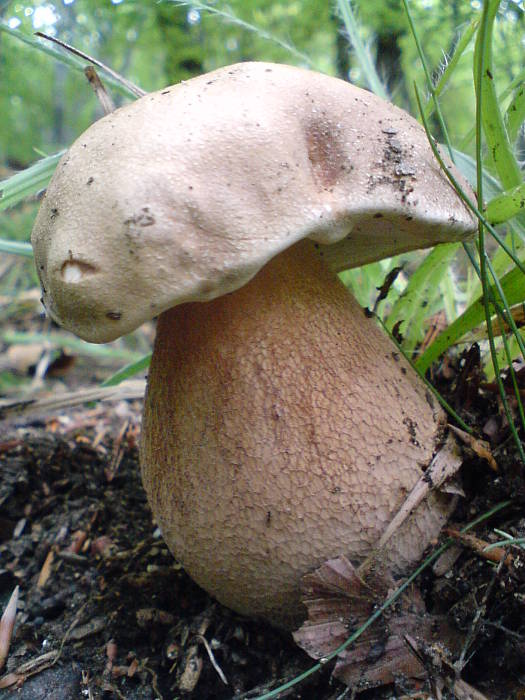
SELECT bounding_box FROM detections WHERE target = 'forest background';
[0,0,524,399]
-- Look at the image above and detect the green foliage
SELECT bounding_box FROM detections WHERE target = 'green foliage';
[486,183,525,224]
[1,2,524,692]
[2,330,144,362]
[102,353,152,387]
[335,0,386,97]
[386,243,461,356]
[506,82,525,144]
[474,0,522,189]
[472,0,525,460]
[0,0,524,408]
[0,152,63,213]
[417,265,525,373]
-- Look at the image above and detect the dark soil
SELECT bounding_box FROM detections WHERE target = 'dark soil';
[1,347,524,699]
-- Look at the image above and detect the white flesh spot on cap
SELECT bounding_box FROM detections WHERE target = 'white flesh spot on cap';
[60,260,97,283]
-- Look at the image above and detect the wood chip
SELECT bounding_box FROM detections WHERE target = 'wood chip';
[37,549,55,588]
[0,585,19,671]
[449,425,498,472]
[444,528,514,568]
[69,617,106,641]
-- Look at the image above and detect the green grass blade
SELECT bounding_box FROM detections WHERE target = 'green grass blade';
[168,1,312,66]
[440,266,459,323]
[485,256,525,369]
[402,0,452,158]
[486,183,525,225]
[102,354,152,387]
[1,21,86,70]
[0,152,63,212]
[0,240,33,257]
[423,19,478,122]
[499,68,525,102]
[459,68,525,152]
[414,88,525,278]
[505,82,525,145]
[416,264,525,373]
[455,195,525,303]
[461,242,525,373]
[386,243,460,355]
[488,298,525,443]
[450,147,503,200]
[335,0,388,99]
[475,0,525,464]
[2,331,143,362]
[473,0,522,189]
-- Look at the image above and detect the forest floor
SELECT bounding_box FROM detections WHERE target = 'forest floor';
[0,339,524,700]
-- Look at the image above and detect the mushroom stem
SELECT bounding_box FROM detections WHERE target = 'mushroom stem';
[141,239,450,627]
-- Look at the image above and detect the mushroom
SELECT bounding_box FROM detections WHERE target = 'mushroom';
[31,62,476,627]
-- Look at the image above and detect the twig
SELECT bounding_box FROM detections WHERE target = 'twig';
[377,434,461,549]
[105,419,130,482]
[456,556,506,673]
[449,425,499,472]
[404,634,489,700]
[483,619,524,640]
[444,528,513,567]
[143,663,163,700]
[84,66,115,114]
[195,634,228,685]
[37,549,55,588]
[34,32,145,97]
[0,379,145,419]
[0,650,59,689]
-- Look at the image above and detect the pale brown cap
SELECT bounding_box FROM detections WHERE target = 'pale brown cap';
[31,62,476,343]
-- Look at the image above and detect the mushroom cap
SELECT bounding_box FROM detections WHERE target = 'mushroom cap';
[32,62,476,343]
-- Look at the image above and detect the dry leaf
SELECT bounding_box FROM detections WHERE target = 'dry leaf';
[294,556,460,691]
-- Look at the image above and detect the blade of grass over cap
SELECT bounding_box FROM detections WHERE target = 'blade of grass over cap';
[34,32,145,98]
[1,23,142,99]
[0,152,64,212]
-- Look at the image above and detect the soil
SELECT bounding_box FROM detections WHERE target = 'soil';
[0,345,524,699]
